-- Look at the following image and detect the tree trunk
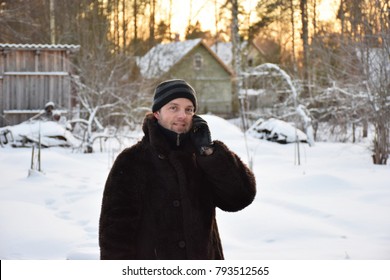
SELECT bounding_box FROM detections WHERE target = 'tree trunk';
[300,0,310,97]
[231,0,240,116]
[149,0,156,48]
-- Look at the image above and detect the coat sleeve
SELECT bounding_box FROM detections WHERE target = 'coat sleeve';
[99,148,142,260]
[195,140,257,212]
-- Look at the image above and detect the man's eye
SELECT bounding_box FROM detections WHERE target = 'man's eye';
[186,108,194,114]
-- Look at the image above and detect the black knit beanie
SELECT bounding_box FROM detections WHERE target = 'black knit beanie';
[152,79,197,112]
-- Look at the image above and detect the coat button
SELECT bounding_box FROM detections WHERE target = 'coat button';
[172,200,180,207]
[178,241,186,248]
[158,154,166,159]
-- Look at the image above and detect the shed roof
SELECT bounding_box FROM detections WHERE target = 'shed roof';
[0,43,80,52]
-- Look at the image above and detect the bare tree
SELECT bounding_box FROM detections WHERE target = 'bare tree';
[0,0,50,43]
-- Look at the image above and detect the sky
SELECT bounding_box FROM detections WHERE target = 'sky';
[1,114,389,261]
[160,0,232,38]
[162,0,338,39]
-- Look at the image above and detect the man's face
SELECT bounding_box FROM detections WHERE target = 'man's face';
[154,98,195,134]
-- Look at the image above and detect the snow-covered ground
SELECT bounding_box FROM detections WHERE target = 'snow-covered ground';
[0,115,389,260]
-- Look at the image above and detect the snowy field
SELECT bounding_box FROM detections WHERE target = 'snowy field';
[0,115,389,260]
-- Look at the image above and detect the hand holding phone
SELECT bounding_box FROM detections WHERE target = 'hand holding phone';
[190,115,214,156]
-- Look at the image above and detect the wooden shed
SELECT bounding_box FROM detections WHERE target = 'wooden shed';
[0,43,80,127]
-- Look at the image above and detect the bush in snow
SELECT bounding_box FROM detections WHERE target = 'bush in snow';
[247,118,308,144]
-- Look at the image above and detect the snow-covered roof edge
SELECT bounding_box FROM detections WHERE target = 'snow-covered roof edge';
[138,39,202,79]
[138,39,233,79]
[201,41,234,76]
[0,43,80,52]
[210,40,265,66]
[167,39,234,76]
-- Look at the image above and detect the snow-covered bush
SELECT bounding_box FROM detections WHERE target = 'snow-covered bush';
[247,118,307,144]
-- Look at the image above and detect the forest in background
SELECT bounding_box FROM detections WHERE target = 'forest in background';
[0,0,389,164]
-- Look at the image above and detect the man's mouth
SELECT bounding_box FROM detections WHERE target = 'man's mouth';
[173,122,186,127]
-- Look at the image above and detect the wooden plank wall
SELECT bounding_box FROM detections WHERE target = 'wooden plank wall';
[0,48,73,126]
[0,53,3,126]
[2,74,71,109]
[3,50,69,72]
[0,77,3,126]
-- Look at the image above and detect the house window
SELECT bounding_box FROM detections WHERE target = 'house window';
[194,53,203,70]
[248,58,253,67]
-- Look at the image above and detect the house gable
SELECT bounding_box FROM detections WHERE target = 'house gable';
[138,39,202,79]
[138,39,234,116]
[168,43,233,114]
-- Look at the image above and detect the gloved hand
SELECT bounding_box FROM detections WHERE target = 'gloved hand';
[190,115,214,155]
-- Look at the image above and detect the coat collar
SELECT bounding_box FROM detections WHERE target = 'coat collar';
[142,113,192,155]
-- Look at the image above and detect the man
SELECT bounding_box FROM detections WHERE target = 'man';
[99,79,256,260]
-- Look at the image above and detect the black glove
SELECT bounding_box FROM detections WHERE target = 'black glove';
[190,115,214,155]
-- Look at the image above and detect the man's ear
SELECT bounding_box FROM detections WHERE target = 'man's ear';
[153,111,160,120]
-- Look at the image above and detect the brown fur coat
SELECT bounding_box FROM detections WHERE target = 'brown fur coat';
[99,113,256,259]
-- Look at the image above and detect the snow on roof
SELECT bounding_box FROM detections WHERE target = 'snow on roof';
[4,71,70,76]
[0,43,80,52]
[137,39,202,79]
[210,42,233,66]
[209,41,254,67]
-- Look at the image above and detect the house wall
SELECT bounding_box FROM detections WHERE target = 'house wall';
[0,77,3,126]
[0,53,4,126]
[245,48,259,68]
[168,45,233,116]
[0,47,75,126]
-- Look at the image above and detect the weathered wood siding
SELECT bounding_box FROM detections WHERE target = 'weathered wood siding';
[0,77,3,125]
[0,52,4,125]
[0,44,79,126]
[2,49,71,72]
[2,73,71,109]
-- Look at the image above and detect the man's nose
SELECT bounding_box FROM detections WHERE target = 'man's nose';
[176,109,187,118]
